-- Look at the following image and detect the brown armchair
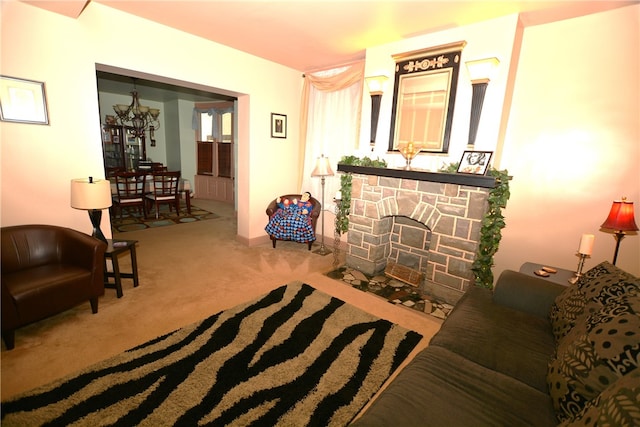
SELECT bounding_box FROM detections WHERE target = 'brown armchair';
[265,193,321,250]
[1,225,107,350]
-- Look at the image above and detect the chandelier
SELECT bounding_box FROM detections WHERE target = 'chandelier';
[112,80,160,139]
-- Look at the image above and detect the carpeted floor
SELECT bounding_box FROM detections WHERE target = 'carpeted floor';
[2,281,422,427]
[1,199,442,408]
[111,205,219,232]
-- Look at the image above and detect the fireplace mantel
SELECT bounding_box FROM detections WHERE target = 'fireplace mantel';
[337,165,496,189]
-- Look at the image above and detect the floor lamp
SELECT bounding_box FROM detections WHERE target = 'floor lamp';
[311,155,334,256]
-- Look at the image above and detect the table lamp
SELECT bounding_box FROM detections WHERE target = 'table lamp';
[70,177,112,243]
[311,155,334,256]
[600,197,638,265]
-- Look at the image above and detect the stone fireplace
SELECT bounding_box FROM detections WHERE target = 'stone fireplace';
[338,165,495,304]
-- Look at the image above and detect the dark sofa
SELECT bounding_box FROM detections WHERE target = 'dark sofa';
[1,224,107,350]
[353,261,640,426]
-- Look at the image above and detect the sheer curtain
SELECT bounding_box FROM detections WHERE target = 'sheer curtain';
[298,62,364,214]
[192,105,234,136]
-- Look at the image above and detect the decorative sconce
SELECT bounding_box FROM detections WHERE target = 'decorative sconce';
[70,177,112,243]
[465,57,500,146]
[600,197,638,265]
[365,75,388,150]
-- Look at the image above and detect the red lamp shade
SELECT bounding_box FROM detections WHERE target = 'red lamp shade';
[601,198,639,232]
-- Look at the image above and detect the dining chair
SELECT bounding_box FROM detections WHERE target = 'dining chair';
[112,171,147,219]
[145,171,181,219]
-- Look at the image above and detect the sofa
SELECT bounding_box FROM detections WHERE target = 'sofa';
[1,224,107,350]
[352,261,640,426]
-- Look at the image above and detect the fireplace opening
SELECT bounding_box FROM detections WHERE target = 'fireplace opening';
[380,215,431,288]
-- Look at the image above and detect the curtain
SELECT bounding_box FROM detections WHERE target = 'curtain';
[192,106,234,138]
[298,62,365,214]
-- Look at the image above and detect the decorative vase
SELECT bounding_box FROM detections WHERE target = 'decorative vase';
[398,142,422,170]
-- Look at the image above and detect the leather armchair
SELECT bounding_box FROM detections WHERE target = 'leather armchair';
[1,225,107,350]
[265,194,321,250]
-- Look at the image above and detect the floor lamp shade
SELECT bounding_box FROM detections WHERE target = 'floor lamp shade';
[311,155,334,177]
[600,197,638,265]
[601,198,639,232]
[71,177,112,243]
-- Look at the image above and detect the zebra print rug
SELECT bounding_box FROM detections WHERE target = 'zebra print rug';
[2,281,423,426]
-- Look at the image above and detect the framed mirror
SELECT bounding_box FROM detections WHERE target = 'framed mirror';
[388,41,466,153]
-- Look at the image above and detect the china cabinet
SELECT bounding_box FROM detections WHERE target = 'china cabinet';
[101,124,146,172]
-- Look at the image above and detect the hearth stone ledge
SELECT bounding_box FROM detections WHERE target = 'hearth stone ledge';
[337,165,496,188]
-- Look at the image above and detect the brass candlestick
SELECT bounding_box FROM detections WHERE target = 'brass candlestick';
[568,253,589,284]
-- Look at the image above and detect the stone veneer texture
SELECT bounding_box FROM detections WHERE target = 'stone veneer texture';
[345,173,490,303]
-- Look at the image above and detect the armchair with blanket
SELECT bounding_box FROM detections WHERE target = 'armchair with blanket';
[265,193,321,250]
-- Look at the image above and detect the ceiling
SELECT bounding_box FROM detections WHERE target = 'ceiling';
[26,0,635,100]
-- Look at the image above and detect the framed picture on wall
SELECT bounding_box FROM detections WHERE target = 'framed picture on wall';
[457,150,493,175]
[0,76,49,125]
[271,113,287,138]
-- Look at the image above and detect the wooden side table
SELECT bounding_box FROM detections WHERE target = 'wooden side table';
[104,239,139,298]
[519,262,576,286]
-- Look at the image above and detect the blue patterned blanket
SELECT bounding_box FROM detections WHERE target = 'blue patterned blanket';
[265,204,315,243]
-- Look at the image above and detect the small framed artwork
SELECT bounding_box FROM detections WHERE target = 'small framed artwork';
[457,150,493,175]
[271,113,287,138]
[0,76,49,124]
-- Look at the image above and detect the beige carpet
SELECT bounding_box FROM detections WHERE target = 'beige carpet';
[0,199,442,404]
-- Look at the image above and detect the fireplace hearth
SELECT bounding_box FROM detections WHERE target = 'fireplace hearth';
[338,165,495,304]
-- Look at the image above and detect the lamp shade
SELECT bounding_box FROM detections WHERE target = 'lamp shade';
[311,155,334,177]
[70,178,112,210]
[601,198,639,232]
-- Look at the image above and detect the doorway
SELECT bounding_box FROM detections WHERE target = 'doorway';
[95,65,241,229]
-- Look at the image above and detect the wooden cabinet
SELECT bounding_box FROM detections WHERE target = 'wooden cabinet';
[194,175,234,203]
[196,140,234,202]
[101,125,146,173]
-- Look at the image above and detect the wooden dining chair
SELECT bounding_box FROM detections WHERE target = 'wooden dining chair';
[145,171,181,219]
[112,171,147,219]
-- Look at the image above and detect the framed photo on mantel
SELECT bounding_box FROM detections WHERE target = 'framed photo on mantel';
[457,150,492,175]
[271,113,287,139]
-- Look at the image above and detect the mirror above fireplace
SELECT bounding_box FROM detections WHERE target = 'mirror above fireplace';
[388,41,466,154]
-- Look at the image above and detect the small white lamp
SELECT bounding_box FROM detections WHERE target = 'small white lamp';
[70,177,112,243]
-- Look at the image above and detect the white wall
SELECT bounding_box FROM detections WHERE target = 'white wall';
[177,99,198,186]
[495,4,639,276]
[0,1,302,243]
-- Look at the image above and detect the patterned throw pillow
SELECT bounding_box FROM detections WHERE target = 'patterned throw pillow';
[558,370,640,427]
[549,262,640,341]
[548,290,640,422]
